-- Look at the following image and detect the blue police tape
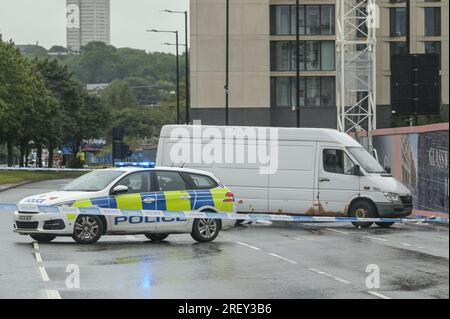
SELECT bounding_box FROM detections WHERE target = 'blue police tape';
[1,204,448,224]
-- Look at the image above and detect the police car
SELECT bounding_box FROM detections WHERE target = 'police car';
[13,163,236,244]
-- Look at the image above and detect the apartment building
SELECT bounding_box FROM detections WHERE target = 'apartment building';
[190,0,448,128]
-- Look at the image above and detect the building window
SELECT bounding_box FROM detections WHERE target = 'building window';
[390,8,407,37]
[270,5,335,36]
[271,41,335,71]
[271,77,335,108]
[306,6,321,35]
[321,77,335,107]
[306,77,321,106]
[425,41,441,55]
[390,42,408,55]
[306,41,320,70]
[271,41,292,71]
[321,41,335,70]
[274,77,291,107]
[271,5,291,35]
[425,7,441,36]
[321,5,335,35]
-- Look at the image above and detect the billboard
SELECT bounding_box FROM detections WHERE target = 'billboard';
[373,125,448,215]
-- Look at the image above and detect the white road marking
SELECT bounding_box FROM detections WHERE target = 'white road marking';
[34,252,42,263]
[438,235,449,240]
[268,253,298,264]
[236,242,261,251]
[33,242,39,250]
[38,266,50,282]
[308,268,351,284]
[365,236,388,242]
[294,237,315,241]
[46,290,62,299]
[367,291,392,299]
[400,243,411,246]
[326,228,350,235]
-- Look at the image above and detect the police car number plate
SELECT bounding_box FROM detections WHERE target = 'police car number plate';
[18,215,33,221]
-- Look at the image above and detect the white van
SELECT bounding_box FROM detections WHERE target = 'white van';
[156,125,413,228]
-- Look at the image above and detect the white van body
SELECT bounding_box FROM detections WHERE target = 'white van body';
[156,125,413,219]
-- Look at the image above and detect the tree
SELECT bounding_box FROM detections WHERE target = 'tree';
[0,37,52,166]
[35,58,110,167]
[100,80,138,109]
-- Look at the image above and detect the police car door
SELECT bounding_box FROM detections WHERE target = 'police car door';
[153,170,191,232]
[109,171,157,233]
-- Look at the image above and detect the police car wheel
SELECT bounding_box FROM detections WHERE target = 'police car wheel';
[350,201,376,228]
[145,233,169,242]
[72,215,103,244]
[191,218,221,242]
[30,234,56,243]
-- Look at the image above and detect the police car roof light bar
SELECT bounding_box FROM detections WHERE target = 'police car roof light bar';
[115,162,156,168]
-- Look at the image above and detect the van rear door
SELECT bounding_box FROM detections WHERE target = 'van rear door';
[316,145,360,216]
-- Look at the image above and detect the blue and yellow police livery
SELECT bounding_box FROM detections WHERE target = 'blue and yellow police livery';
[13,163,236,244]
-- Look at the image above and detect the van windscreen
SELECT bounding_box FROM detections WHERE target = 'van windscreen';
[347,147,385,174]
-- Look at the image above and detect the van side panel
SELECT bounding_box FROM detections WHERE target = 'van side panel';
[158,138,269,213]
[268,142,316,214]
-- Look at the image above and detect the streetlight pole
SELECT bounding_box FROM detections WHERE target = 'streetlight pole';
[296,0,300,128]
[164,10,190,124]
[147,29,180,124]
[225,0,230,125]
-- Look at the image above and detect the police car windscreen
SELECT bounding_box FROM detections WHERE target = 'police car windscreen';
[60,170,125,192]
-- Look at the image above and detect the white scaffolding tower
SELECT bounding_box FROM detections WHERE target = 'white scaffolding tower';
[336,0,377,150]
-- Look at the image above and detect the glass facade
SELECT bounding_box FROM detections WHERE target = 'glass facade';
[390,42,408,55]
[390,8,407,37]
[271,77,335,108]
[425,7,441,36]
[271,41,335,71]
[270,5,335,35]
[425,41,441,55]
[270,5,336,109]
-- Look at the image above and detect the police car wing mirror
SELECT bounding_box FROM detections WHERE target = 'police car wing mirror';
[112,185,128,195]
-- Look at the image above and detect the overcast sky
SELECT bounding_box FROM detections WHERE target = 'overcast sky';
[0,0,189,53]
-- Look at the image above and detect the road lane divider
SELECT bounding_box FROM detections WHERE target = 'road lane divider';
[2,204,448,224]
[367,291,392,299]
[38,266,50,282]
[46,290,62,299]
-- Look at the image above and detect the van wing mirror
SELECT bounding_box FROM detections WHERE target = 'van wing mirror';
[384,166,392,174]
[112,185,128,195]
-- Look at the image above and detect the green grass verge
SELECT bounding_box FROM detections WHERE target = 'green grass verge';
[0,170,88,186]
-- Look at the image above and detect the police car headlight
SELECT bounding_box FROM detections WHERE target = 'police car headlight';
[55,201,75,207]
[383,192,400,202]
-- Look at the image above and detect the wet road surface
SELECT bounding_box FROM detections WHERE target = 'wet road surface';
[0,180,448,299]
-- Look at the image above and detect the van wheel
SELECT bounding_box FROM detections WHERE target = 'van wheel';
[30,234,56,243]
[191,218,221,242]
[376,222,395,228]
[145,234,169,242]
[349,201,376,228]
[72,215,103,244]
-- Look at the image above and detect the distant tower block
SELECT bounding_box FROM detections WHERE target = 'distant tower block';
[66,0,110,52]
